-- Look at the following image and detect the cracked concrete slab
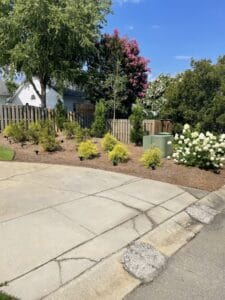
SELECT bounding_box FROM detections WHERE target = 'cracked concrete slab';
[54,195,138,234]
[0,180,84,222]
[45,251,140,300]
[3,262,60,300]
[0,208,93,282]
[97,189,154,211]
[0,162,220,300]
[146,206,174,224]
[115,179,183,205]
[161,192,197,213]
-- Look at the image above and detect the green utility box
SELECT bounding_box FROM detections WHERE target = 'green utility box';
[143,132,173,157]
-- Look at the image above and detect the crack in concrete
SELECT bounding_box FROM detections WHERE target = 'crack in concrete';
[57,257,98,264]
[94,194,142,213]
[132,218,141,236]
[0,165,51,182]
[55,260,63,286]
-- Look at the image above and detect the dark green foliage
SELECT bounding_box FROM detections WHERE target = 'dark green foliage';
[91,100,107,138]
[130,104,144,146]
[161,57,225,133]
[39,121,59,152]
[55,100,67,131]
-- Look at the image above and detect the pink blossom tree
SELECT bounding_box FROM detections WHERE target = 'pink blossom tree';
[86,29,150,117]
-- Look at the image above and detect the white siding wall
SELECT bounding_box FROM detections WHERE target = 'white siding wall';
[13,79,63,109]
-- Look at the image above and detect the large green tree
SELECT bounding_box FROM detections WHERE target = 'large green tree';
[161,58,225,133]
[0,0,111,107]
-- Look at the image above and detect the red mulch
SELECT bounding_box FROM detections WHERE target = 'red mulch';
[1,133,225,192]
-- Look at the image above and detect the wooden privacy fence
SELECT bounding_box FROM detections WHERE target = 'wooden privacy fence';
[108,119,172,144]
[0,105,93,131]
[0,105,172,144]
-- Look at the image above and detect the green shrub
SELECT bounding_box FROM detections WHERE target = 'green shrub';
[140,146,162,169]
[78,140,98,160]
[55,99,67,131]
[91,100,107,138]
[108,144,129,165]
[130,104,144,146]
[3,121,27,142]
[63,121,79,139]
[27,122,42,144]
[39,121,59,152]
[101,133,118,152]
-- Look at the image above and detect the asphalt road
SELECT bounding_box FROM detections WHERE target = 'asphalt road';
[127,210,225,300]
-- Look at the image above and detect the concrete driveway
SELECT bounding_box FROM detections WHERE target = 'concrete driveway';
[0,162,213,299]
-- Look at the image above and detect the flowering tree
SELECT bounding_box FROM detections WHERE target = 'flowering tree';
[142,74,173,118]
[86,29,150,117]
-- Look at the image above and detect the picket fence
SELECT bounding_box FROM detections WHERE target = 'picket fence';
[0,105,172,143]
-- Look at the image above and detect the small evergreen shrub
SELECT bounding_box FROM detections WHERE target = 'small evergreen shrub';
[108,144,129,165]
[63,121,79,139]
[55,99,67,131]
[39,121,59,152]
[3,121,27,142]
[91,100,107,138]
[101,133,118,152]
[78,140,98,160]
[130,104,144,146]
[140,146,162,169]
[28,122,42,144]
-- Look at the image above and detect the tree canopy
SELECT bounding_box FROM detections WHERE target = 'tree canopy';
[161,57,225,133]
[0,0,111,107]
[85,29,149,117]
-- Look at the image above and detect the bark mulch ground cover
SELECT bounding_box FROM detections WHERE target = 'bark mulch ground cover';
[0,133,224,192]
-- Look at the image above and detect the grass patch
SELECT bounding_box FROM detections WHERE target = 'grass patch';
[0,291,18,300]
[0,146,15,161]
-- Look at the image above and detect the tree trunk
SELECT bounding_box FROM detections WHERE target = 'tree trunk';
[40,80,47,108]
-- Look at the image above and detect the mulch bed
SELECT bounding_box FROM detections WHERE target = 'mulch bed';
[0,133,225,192]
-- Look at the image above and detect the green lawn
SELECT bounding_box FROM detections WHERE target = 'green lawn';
[0,146,15,161]
[0,291,18,300]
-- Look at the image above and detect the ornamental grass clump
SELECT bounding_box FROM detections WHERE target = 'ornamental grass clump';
[78,140,98,160]
[140,146,162,169]
[108,144,129,165]
[101,133,118,152]
[171,124,225,170]
[3,121,27,142]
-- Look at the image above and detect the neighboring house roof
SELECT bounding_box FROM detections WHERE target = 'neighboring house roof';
[0,80,10,97]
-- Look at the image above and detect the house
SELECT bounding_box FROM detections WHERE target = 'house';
[9,78,63,109]
[0,80,10,104]
[8,78,88,111]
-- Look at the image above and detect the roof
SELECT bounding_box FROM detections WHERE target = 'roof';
[0,80,10,97]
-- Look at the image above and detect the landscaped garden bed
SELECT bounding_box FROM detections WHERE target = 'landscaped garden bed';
[0,132,224,192]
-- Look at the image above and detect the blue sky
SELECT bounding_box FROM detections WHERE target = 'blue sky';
[105,0,225,80]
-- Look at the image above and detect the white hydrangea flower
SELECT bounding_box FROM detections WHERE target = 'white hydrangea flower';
[174,134,179,140]
[167,156,171,160]
[199,133,205,140]
[183,124,190,131]
[178,140,183,145]
[220,163,224,168]
[180,135,184,140]
[210,157,215,161]
[167,141,172,145]
[191,132,199,138]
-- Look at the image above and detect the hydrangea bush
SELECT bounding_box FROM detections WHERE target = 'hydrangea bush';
[169,124,225,170]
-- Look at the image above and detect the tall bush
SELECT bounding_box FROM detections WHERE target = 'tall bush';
[130,104,144,146]
[91,100,107,138]
[55,99,67,131]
